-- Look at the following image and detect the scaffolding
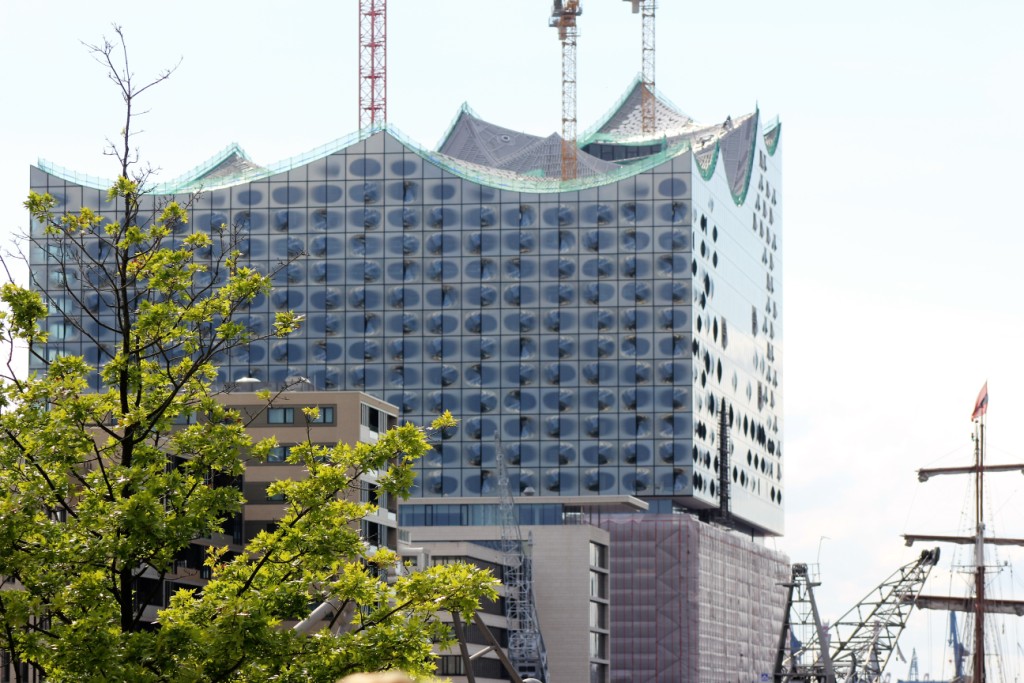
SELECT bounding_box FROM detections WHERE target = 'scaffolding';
[603,515,790,682]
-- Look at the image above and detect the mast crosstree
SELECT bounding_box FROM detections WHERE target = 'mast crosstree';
[904,384,1024,682]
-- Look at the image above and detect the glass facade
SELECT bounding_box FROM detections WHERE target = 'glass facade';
[30,114,782,533]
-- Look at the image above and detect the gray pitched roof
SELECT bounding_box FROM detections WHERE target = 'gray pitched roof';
[438,107,547,167]
[579,78,766,201]
[438,105,618,178]
[581,78,756,152]
[717,113,759,200]
[588,80,697,141]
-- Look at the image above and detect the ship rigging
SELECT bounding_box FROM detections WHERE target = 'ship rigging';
[904,383,1024,682]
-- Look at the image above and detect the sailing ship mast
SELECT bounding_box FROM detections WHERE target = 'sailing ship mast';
[904,383,1024,682]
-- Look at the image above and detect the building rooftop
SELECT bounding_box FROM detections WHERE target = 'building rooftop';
[36,80,780,203]
[582,78,708,144]
[436,103,619,178]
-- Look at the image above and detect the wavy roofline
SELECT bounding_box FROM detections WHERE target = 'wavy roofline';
[38,126,383,194]
[410,130,695,192]
[36,88,779,197]
[39,123,700,195]
[695,109,764,207]
[39,141,266,195]
[434,101,481,152]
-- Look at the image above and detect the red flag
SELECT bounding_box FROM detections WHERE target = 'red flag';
[971,382,989,421]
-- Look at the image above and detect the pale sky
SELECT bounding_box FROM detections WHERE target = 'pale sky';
[3,1,1024,678]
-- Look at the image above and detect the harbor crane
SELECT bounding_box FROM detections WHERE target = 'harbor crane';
[774,548,940,682]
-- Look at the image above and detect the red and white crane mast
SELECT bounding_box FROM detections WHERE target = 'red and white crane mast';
[358,0,387,130]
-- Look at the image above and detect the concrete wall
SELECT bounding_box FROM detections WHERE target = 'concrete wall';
[406,523,611,683]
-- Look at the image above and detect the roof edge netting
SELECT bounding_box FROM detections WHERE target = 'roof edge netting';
[763,117,781,157]
[435,101,482,152]
[37,126,379,194]
[422,129,695,192]
[727,109,761,206]
[170,142,263,187]
[579,74,693,146]
[38,123,699,195]
[696,144,720,182]
[694,109,764,207]
[433,104,614,177]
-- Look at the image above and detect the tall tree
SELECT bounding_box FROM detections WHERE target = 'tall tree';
[0,28,495,683]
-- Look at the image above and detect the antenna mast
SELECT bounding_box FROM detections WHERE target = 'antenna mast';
[623,0,656,134]
[358,0,387,130]
[549,1,582,180]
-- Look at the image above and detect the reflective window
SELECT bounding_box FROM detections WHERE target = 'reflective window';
[267,407,294,425]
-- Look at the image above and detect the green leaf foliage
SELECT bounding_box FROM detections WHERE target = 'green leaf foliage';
[0,33,496,682]
[2,190,497,683]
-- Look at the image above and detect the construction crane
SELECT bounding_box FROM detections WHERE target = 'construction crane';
[774,564,834,682]
[623,0,657,134]
[358,0,386,130]
[549,1,582,180]
[774,548,941,682]
[497,442,550,683]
